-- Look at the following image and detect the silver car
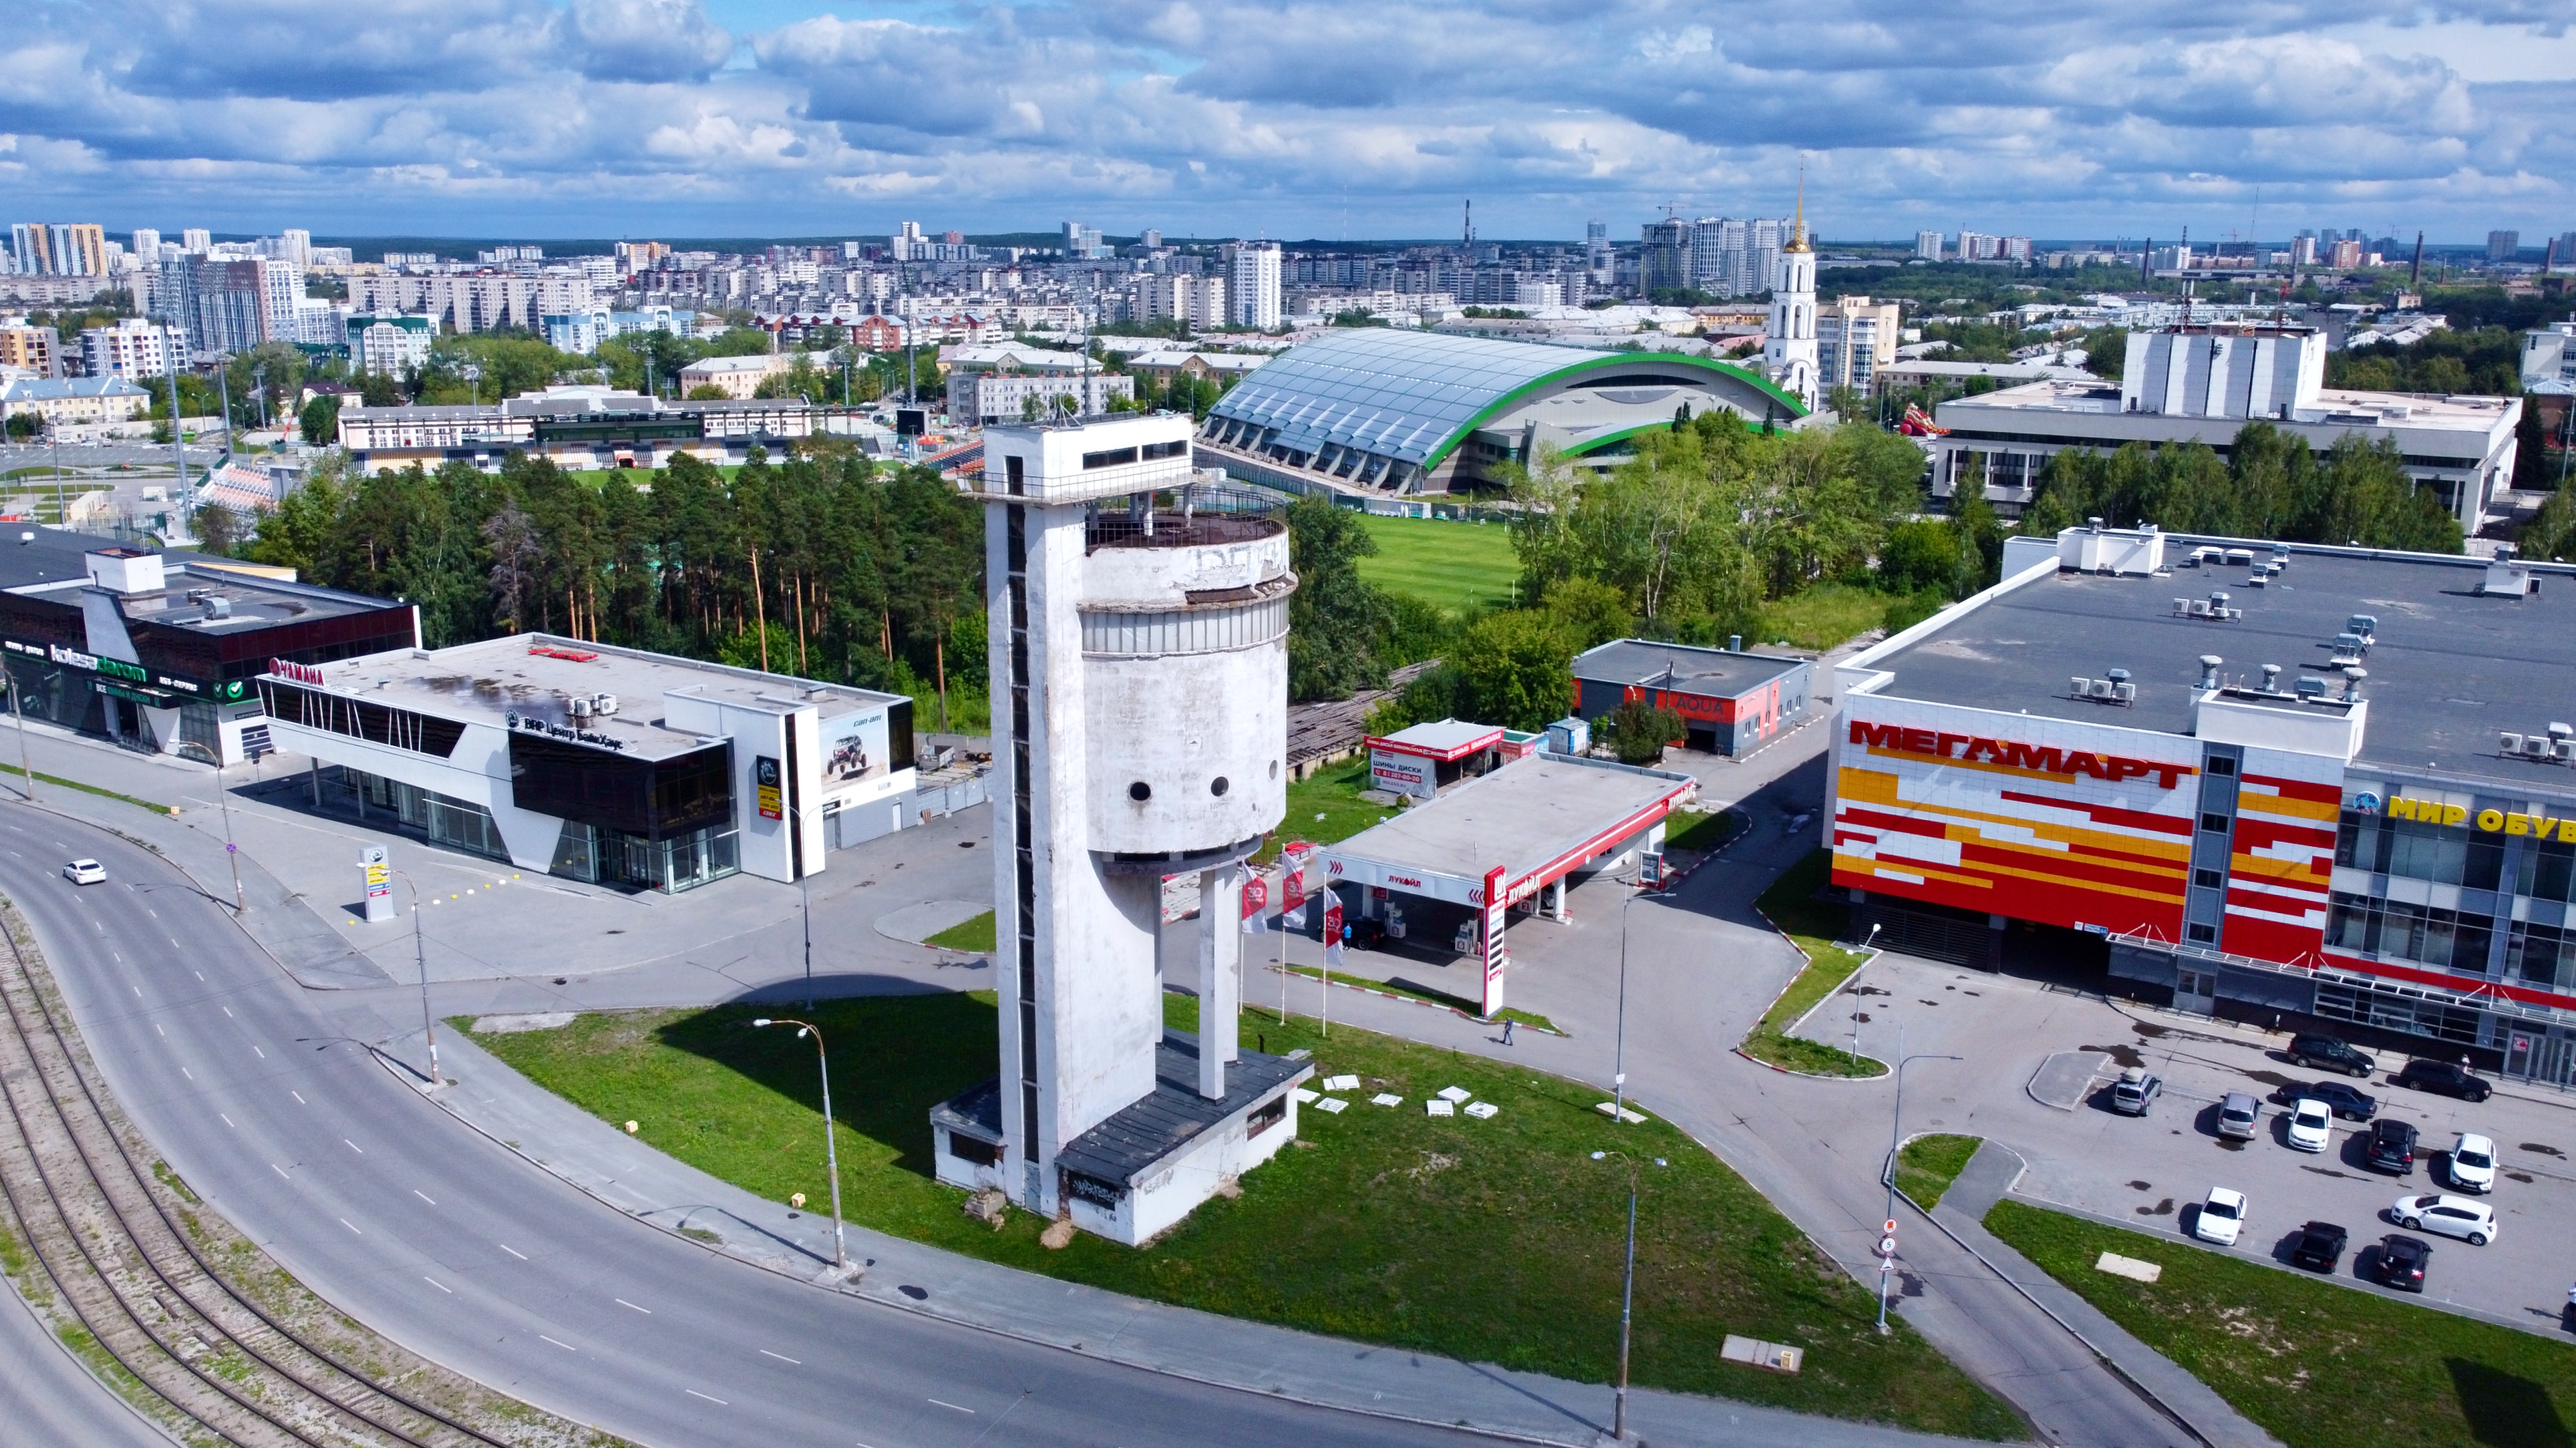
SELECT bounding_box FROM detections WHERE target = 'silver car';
[2217,1091,2259,1140]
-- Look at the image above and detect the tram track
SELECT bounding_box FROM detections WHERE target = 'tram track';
[0,896,581,1448]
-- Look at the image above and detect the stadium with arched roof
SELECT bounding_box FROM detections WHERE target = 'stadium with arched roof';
[1193,327,1807,500]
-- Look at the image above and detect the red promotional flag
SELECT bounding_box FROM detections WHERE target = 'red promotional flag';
[1281,844,1309,914]
[1241,874,1268,931]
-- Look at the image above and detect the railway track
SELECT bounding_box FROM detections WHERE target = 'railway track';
[0,901,541,1448]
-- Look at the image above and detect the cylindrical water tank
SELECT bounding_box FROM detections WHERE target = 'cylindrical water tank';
[1080,512,1293,856]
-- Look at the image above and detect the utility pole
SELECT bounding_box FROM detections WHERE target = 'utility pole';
[7,671,33,801]
[165,365,190,537]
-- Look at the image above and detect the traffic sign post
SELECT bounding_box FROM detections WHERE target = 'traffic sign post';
[1876,1219,1899,1333]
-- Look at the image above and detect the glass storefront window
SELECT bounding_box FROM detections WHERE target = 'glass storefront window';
[550,822,599,883]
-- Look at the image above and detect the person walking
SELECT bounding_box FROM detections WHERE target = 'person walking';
[1502,1017,1516,1047]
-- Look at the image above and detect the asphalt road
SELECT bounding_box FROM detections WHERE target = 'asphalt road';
[0,1248,181,1448]
[0,805,1495,1448]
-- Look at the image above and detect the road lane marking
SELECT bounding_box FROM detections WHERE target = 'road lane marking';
[425,1277,451,1293]
[759,1349,800,1364]
[270,1163,289,1180]
[539,1335,576,1352]
[339,1219,361,1236]
[929,1399,974,1414]
[500,1244,528,1260]
[685,1390,728,1405]
[414,1189,437,1206]
[218,1113,234,1129]
[616,1298,651,1314]
[343,1139,363,1154]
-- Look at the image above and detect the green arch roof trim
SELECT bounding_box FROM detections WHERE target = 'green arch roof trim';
[1417,351,1807,474]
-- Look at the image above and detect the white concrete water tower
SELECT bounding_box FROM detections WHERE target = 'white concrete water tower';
[928,412,1313,1244]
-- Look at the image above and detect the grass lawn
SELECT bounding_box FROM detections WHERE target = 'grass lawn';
[1275,756,1400,855]
[1663,806,1748,854]
[1894,1135,1982,1212]
[467,992,2017,1438]
[1351,512,1520,616]
[1753,583,1898,653]
[1985,1200,2576,1448]
[1742,850,1885,1078]
[925,910,995,952]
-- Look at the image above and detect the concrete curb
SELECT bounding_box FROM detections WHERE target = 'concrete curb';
[373,1043,1610,1448]
[1907,1147,2235,1448]
[1736,902,1889,1080]
[1259,962,1569,1036]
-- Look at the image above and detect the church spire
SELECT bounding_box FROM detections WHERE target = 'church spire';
[1785,159,1812,254]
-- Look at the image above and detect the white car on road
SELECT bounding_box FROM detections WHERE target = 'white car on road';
[2448,1133,2497,1194]
[2195,1187,2248,1245]
[61,859,106,886]
[2285,1097,2334,1153]
[2392,1193,2497,1246]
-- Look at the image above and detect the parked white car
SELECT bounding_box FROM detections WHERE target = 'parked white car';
[2195,1187,2248,1246]
[2448,1133,2497,1194]
[2391,1193,2497,1246]
[61,859,106,886]
[2285,1098,2334,1153]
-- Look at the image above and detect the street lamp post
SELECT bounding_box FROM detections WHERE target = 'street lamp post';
[391,868,439,1086]
[1878,1027,1962,1334]
[462,363,482,408]
[752,1017,848,1271]
[1610,860,1647,1124]
[1591,1148,1666,1442]
[6,671,33,801]
[800,870,815,1011]
[215,757,246,914]
[1851,923,1881,1065]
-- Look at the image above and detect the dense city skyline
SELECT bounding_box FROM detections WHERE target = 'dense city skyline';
[5,0,2572,241]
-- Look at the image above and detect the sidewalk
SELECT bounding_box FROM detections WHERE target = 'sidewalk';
[409,1027,2005,1448]
[1931,1145,2283,1448]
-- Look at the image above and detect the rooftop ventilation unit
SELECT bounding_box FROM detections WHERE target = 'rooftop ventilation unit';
[2259,663,2283,692]
[2347,613,2377,643]
[2071,669,2136,706]
[2199,655,2223,689]
[593,693,619,716]
[2342,666,2366,702]
[569,696,593,719]
[2225,548,2254,566]
[2295,676,2327,699]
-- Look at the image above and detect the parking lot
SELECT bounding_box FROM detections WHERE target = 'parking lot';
[1819,948,2576,1334]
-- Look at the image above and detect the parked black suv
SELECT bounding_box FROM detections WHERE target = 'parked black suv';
[2289,1034,2375,1078]
[2365,1119,2419,1174]
[2379,1234,2432,1291]
[2392,1059,2493,1103]
[2289,1221,2348,1272]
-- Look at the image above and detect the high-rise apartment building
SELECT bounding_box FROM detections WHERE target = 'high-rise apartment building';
[130,229,163,265]
[80,319,182,381]
[1641,220,1690,293]
[0,327,58,378]
[2329,238,2364,268]
[9,223,108,277]
[182,229,210,255]
[1231,241,1281,330]
[1585,220,1611,283]
[2489,230,2522,262]
[1915,230,1943,261]
[1137,275,1227,331]
[1816,296,1903,399]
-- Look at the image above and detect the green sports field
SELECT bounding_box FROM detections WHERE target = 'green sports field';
[1351,513,1520,615]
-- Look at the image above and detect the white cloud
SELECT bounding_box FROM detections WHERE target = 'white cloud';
[0,0,2564,238]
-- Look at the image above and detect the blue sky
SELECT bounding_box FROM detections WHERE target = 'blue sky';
[5,0,2573,244]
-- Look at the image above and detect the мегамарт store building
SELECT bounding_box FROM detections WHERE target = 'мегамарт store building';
[1830,524,2576,1086]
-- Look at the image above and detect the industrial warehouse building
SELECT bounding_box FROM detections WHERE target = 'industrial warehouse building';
[1570,638,1815,756]
[1196,328,1807,501]
[1929,323,2524,530]
[1830,522,2576,1085]
[259,636,917,893]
